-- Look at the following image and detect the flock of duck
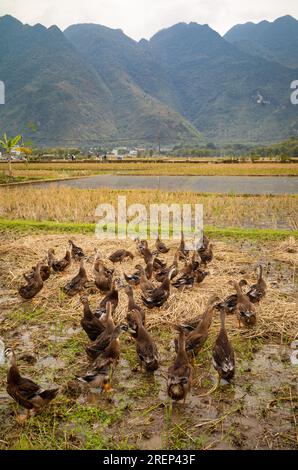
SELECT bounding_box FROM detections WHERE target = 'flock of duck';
[4,234,266,422]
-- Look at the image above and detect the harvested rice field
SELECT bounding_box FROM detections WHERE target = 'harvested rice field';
[0,232,297,450]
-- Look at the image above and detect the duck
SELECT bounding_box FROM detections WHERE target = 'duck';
[92,324,127,371]
[153,256,167,271]
[195,269,209,285]
[19,261,44,300]
[129,310,159,372]
[4,348,58,421]
[125,286,146,336]
[93,257,113,292]
[178,232,189,260]
[246,265,266,304]
[200,308,235,396]
[62,258,88,297]
[141,266,175,309]
[24,262,51,282]
[155,252,179,282]
[94,279,121,318]
[144,256,154,279]
[155,236,170,254]
[215,280,248,314]
[69,240,85,260]
[199,243,213,265]
[178,296,219,357]
[108,249,134,263]
[76,358,113,393]
[48,249,71,272]
[85,302,116,361]
[80,296,105,341]
[94,250,114,277]
[197,233,209,253]
[231,280,257,327]
[124,266,141,286]
[167,325,193,403]
[136,265,155,297]
[139,240,152,263]
[172,272,195,290]
[135,238,148,257]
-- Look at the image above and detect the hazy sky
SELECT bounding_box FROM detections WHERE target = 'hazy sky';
[0,0,297,40]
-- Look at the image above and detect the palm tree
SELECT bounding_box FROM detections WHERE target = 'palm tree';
[0,133,21,176]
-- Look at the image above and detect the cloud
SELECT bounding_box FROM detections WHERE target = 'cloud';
[0,0,297,40]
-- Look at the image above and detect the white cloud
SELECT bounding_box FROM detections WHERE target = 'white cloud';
[0,0,297,40]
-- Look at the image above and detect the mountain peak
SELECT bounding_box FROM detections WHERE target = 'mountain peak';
[0,15,23,28]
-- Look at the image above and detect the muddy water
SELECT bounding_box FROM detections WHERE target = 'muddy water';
[37,175,298,195]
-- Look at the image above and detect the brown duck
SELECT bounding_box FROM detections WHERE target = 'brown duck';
[198,233,209,253]
[92,324,127,372]
[124,266,141,286]
[109,249,134,263]
[48,248,71,272]
[155,252,179,282]
[93,258,112,292]
[155,236,170,254]
[19,261,44,300]
[69,239,85,260]
[179,296,219,357]
[167,326,193,403]
[76,358,113,393]
[125,286,146,336]
[141,266,175,308]
[5,348,58,421]
[94,279,120,318]
[215,279,248,314]
[136,265,155,296]
[199,243,213,265]
[24,262,51,282]
[231,281,257,327]
[246,265,266,304]
[200,308,235,396]
[80,296,105,341]
[63,258,88,297]
[86,302,116,361]
[130,310,159,372]
[178,232,189,260]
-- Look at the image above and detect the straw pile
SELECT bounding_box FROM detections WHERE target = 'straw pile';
[0,232,297,341]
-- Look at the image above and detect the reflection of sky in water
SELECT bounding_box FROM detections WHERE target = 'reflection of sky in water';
[39,175,298,195]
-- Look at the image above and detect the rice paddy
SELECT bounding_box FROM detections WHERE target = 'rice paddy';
[0,232,297,450]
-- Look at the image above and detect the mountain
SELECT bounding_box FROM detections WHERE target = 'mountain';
[0,15,297,146]
[0,16,201,146]
[144,22,298,142]
[225,15,298,69]
[64,23,201,145]
[0,15,116,145]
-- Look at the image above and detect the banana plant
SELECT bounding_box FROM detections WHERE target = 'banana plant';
[0,133,22,176]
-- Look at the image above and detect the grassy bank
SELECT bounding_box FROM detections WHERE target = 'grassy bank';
[0,217,297,240]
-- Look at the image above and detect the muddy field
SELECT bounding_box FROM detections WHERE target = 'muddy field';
[0,232,297,450]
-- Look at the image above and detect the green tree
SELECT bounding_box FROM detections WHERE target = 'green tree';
[0,133,22,176]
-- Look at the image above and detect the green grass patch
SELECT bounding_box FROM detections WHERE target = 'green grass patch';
[0,217,296,241]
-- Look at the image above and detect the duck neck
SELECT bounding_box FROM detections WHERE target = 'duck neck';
[127,289,136,310]
[219,309,226,332]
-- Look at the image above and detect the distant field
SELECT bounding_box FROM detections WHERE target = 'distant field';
[1,186,297,230]
[0,161,297,183]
